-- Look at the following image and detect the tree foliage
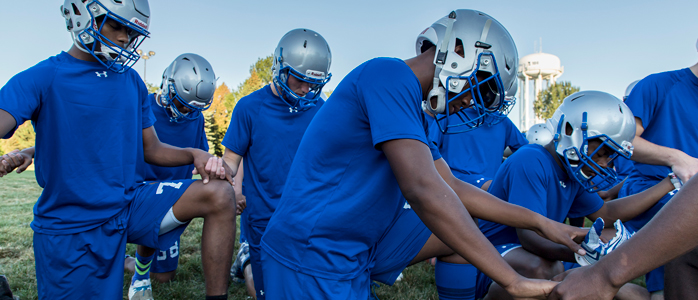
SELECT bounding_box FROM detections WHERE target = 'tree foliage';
[146,82,160,94]
[533,81,580,120]
[0,123,35,154]
[204,54,273,156]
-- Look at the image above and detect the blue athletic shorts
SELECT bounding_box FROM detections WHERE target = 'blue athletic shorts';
[151,237,181,273]
[261,249,371,300]
[246,218,267,300]
[370,205,432,285]
[474,243,521,299]
[645,266,664,292]
[33,180,194,300]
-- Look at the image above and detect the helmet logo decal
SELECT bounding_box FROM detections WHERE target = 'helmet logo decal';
[306,70,325,78]
[130,18,148,30]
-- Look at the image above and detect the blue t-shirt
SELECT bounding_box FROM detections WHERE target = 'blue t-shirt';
[261,58,441,280]
[143,94,209,181]
[429,110,528,187]
[625,68,698,183]
[222,85,324,227]
[0,52,155,234]
[480,144,604,246]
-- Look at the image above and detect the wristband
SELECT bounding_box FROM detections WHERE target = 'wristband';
[669,172,683,190]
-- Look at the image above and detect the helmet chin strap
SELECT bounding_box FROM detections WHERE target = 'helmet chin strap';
[423,11,456,115]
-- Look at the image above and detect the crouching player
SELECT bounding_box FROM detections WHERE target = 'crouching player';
[476,91,676,299]
[0,1,235,299]
[259,10,587,300]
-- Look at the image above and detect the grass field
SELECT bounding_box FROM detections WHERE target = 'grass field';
[0,171,439,300]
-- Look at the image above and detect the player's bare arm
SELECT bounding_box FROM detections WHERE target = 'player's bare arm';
[384,138,557,299]
[222,147,243,179]
[630,118,698,183]
[550,176,698,300]
[434,158,587,255]
[587,176,674,224]
[142,126,232,184]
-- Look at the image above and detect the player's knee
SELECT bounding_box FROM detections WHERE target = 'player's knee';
[151,271,176,283]
[516,255,560,279]
[203,180,235,212]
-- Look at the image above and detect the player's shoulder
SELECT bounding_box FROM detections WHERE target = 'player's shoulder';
[234,84,274,112]
[639,68,689,89]
[504,144,551,169]
[10,53,66,86]
[360,57,410,75]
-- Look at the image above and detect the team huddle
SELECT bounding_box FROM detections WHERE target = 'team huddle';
[2,1,698,300]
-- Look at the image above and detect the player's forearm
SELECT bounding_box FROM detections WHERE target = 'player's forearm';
[631,135,683,167]
[19,146,35,158]
[144,142,197,167]
[407,186,521,288]
[591,176,698,288]
[222,148,242,178]
[518,229,576,262]
[596,177,673,223]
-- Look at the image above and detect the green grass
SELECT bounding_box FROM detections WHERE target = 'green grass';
[0,171,436,299]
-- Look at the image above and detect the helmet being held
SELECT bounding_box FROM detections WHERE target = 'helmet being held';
[416,9,518,133]
[159,53,217,122]
[526,122,553,146]
[550,91,636,192]
[61,0,150,73]
[272,29,332,112]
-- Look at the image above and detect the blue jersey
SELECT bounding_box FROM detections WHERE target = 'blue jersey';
[0,52,155,234]
[480,144,604,246]
[429,110,527,186]
[261,58,440,280]
[143,94,208,181]
[222,85,324,227]
[625,68,698,183]
[614,156,634,180]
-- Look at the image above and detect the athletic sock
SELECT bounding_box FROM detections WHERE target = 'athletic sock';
[131,252,155,284]
[435,260,477,300]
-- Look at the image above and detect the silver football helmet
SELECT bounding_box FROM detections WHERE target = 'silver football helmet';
[60,0,150,73]
[550,91,636,192]
[271,28,332,111]
[526,122,553,146]
[416,9,518,133]
[159,53,217,122]
[623,80,640,101]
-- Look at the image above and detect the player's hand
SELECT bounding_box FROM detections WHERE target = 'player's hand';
[504,277,557,299]
[236,194,246,215]
[535,219,588,256]
[670,152,698,183]
[191,150,233,185]
[547,265,618,299]
[0,150,32,177]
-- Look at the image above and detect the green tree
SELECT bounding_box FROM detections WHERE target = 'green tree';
[146,82,160,94]
[204,54,273,156]
[533,81,580,120]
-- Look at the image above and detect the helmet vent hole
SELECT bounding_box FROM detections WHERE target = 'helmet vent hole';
[565,123,573,136]
[71,3,81,15]
[192,68,197,75]
[303,40,307,48]
[618,105,623,113]
[569,95,584,102]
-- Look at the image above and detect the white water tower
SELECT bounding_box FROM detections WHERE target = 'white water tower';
[517,52,563,130]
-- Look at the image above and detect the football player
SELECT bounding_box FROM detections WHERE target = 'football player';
[0,1,235,299]
[618,45,698,299]
[475,91,676,299]
[258,10,588,299]
[221,28,332,300]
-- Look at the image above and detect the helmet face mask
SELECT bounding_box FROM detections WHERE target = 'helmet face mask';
[272,29,332,112]
[418,10,518,134]
[62,0,150,73]
[551,91,636,192]
[159,53,216,122]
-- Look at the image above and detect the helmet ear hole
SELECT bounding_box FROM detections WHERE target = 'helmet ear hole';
[71,3,81,15]
[565,122,574,136]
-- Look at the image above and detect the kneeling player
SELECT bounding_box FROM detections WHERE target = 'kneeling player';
[0,1,235,299]
[476,91,676,299]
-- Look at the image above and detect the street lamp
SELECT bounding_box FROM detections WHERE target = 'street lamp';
[136,49,156,83]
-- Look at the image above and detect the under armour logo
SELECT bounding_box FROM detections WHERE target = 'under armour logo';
[260,290,264,296]
[289,107,298,113]
[559,181,567,188]
[95,71,108,77]
[403,202,412,209]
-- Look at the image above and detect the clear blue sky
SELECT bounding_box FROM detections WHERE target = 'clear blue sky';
[3,1,697,128]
